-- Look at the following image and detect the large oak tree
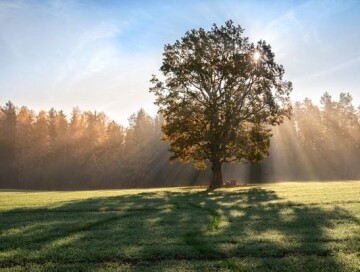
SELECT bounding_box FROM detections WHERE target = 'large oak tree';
[151,20,292,189]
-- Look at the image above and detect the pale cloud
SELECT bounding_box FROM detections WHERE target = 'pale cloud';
[54,22,123,87]
[0,0,25,19]
[73,22,122,52]
[299,55,360,82]
[50,50,161,125]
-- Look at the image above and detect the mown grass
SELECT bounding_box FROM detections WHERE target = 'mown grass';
[0,182,359,271]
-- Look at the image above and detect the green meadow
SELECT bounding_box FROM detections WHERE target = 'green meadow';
[0,182,359,271]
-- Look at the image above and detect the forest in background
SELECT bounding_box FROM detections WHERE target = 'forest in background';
[0,92,359,190]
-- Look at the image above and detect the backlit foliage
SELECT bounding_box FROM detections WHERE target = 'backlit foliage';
[150,21,292,176]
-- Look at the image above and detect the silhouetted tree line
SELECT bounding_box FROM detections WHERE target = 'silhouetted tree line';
[0,92,359,189]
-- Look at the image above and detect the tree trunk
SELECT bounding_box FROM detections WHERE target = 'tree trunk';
[209,161,223,190]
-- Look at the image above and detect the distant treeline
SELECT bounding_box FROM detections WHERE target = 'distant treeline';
[0,92,359,190]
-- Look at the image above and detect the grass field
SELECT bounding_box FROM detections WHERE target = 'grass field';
[0,182,359,271]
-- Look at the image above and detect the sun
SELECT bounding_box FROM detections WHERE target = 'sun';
[253,51,261,62]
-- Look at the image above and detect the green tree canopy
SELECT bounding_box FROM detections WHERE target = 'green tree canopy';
[150,20,292,189]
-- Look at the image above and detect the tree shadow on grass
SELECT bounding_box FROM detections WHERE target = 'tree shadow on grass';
[0,188,359,271]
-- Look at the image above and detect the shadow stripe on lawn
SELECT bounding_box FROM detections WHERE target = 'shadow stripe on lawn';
[0,213,137,251]
[2,200,359,215]
[1,250,359,268]
[1,206,180,214]
[182,202,223,257]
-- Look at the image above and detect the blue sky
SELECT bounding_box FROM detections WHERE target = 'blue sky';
[1,0,359,125]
